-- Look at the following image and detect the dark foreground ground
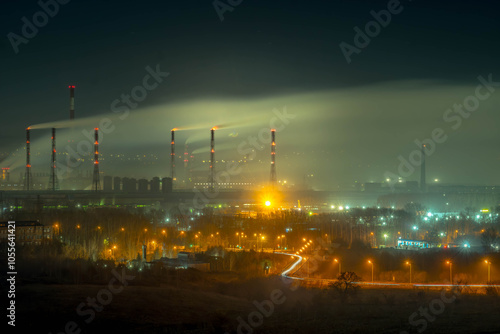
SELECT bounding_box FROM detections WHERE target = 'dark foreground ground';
[12,273,500,334]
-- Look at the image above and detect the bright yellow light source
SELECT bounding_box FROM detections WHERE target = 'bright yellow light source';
[265,201,271,207]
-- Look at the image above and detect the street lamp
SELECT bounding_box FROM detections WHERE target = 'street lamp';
[406,261,412,284]
[446,261,453,284]
[384,234,388,245]
[485,260,491,282]
[368,260,374,283]
[261,235,265,251]
[334,258,341,276]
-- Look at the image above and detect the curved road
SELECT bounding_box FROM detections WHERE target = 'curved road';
[277,252,500,288]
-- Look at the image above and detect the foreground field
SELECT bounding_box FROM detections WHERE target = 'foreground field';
[15,273,500,334]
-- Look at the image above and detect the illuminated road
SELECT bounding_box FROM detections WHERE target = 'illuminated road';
[277,252,500,288]
[278,253,303,278]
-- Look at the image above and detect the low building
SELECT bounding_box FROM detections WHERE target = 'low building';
[397,238,431,249]
[151,252,210,271]
[0,221,52,246]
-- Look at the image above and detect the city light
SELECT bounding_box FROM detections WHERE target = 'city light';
[446,261,453,284]
[334,258,341,275]
[4,4,499,332]
[406,261,412,284]
[485,260,492,282]
[368,260,374,283]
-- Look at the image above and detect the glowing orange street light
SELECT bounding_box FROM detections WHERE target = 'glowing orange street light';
[446,261,453,284]
[368,260,374,283]
[406,261,412,284]
[334,258,341,275]
[485,260,491,282]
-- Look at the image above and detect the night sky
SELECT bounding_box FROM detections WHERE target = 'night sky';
[1,0,499,188]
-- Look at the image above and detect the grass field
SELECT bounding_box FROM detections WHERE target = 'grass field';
[14,272,500,334]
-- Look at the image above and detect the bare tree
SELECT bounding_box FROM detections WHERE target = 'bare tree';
[481,227,499,251]
[329,271,361,299]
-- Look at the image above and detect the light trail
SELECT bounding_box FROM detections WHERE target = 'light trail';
[277,253,500,288]
[277,252,304,280]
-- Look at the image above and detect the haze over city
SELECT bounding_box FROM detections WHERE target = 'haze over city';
[1,1,499,333]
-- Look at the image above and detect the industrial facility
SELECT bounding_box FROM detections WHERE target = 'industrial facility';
[0,85,498,214]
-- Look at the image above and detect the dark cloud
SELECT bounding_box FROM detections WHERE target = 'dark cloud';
[1,0,499,187]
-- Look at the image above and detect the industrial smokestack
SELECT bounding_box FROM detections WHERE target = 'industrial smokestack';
[92,128,100,191]
[420,144,426,192]
[69,85,75,120]
[171,129,176,183]
[24,127,32,191]
[50,128,59,191]
[2,168,10,182]
[208,127,216,192]
[184,143,189,185]
[270,129,277,186]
